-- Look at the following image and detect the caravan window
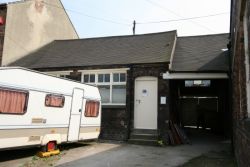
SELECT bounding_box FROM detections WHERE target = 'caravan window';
[0,88,28,114]
[85,100,100,117]
[45,94,65,108]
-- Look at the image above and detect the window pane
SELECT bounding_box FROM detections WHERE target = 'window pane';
[60,75,71,79]
[0,88,28,114]
[84,74,89,83]
[98,85,110,103]
[112,85,126,103]
[120,73,126,82]
[89,74,95,83]
[202,80,211,87]
[185,80,193,87]
[185,80,211,87]
[98,74,104,82]
[194,80,202,85]
[104,74,110,82]
[113,73,119,82]
[85,100,100,117]
[45,94,65,108]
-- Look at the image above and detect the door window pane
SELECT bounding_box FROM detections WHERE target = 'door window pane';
[112,85,126,103]
[98,85,110,103]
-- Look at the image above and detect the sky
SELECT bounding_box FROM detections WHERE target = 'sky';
[0,0,231,38]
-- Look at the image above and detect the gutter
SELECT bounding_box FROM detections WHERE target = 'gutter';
[162,71,229,80]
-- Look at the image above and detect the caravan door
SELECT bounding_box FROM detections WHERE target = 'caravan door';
[68,88,84,142]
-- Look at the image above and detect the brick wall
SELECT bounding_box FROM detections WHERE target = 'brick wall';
[95,63,170,141]
[99,107,128,141]
[38,63,170,141]
[128,63,170,137]
[231,0,250,166]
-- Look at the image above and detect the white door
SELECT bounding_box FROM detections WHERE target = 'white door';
[134,77,158,129]
[68,88,84,142]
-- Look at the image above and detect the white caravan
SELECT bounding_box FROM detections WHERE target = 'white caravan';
[0,67,101,151]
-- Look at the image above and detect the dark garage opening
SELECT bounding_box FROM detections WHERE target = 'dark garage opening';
[169,79,231,141]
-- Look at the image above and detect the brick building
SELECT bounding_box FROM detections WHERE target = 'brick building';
[230,0,250,166]
[11,31,176,142]
[163,34,230,137]
[10,30,230,144]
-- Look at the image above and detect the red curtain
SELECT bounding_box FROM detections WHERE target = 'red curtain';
[0,17,4,25]
[85,101,100,117]
[45,95,64,107]
[0,89,27,114]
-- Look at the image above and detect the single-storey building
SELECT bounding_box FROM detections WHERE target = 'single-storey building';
[11,31,177,142]
[164,34,230,137]
[10,30,230,144]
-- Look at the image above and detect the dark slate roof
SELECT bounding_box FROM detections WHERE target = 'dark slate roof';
[171,33,229,72]
[11,31,177,69]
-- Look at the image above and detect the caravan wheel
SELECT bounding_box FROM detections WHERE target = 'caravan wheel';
[41,141,57,152]
[42,141,57,152]
[47,141,57,151]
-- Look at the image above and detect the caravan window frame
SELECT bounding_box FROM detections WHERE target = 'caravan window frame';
[84,100,100,117]
[0,87,29,115]
[45,94,65,108]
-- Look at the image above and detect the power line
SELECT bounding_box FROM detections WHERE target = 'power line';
[76,2,132,23]
[44,1,228,31]
[42,1,131,26]
[137,12,229,24]
[144,0,220,33]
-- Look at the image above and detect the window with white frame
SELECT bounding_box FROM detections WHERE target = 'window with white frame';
[84,74,95,83]
[82,70,127,105]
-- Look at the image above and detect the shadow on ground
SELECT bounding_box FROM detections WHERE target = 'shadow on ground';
[179,150,237,167]
[0,147,39,162]
[0,143,89,163]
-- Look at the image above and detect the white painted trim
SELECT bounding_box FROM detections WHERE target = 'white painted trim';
[163,72,228,79]
[45,71,72,77]
[169,35,177,70]
[79,68,130,73]
[102,103,126,106]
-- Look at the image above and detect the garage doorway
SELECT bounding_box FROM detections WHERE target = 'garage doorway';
[170,79,230,137]
[180,96,219,131]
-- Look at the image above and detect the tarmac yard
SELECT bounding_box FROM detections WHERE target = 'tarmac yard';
[0,134,236,167]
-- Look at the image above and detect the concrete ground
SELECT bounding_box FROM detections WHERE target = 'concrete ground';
[0,131,236,167]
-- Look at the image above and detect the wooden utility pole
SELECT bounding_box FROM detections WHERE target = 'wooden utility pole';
[133,20,136,35]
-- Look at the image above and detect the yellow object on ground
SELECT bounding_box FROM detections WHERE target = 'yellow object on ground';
[37,149,60,158]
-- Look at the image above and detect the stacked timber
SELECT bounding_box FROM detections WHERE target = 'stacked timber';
[167,120,190,145]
